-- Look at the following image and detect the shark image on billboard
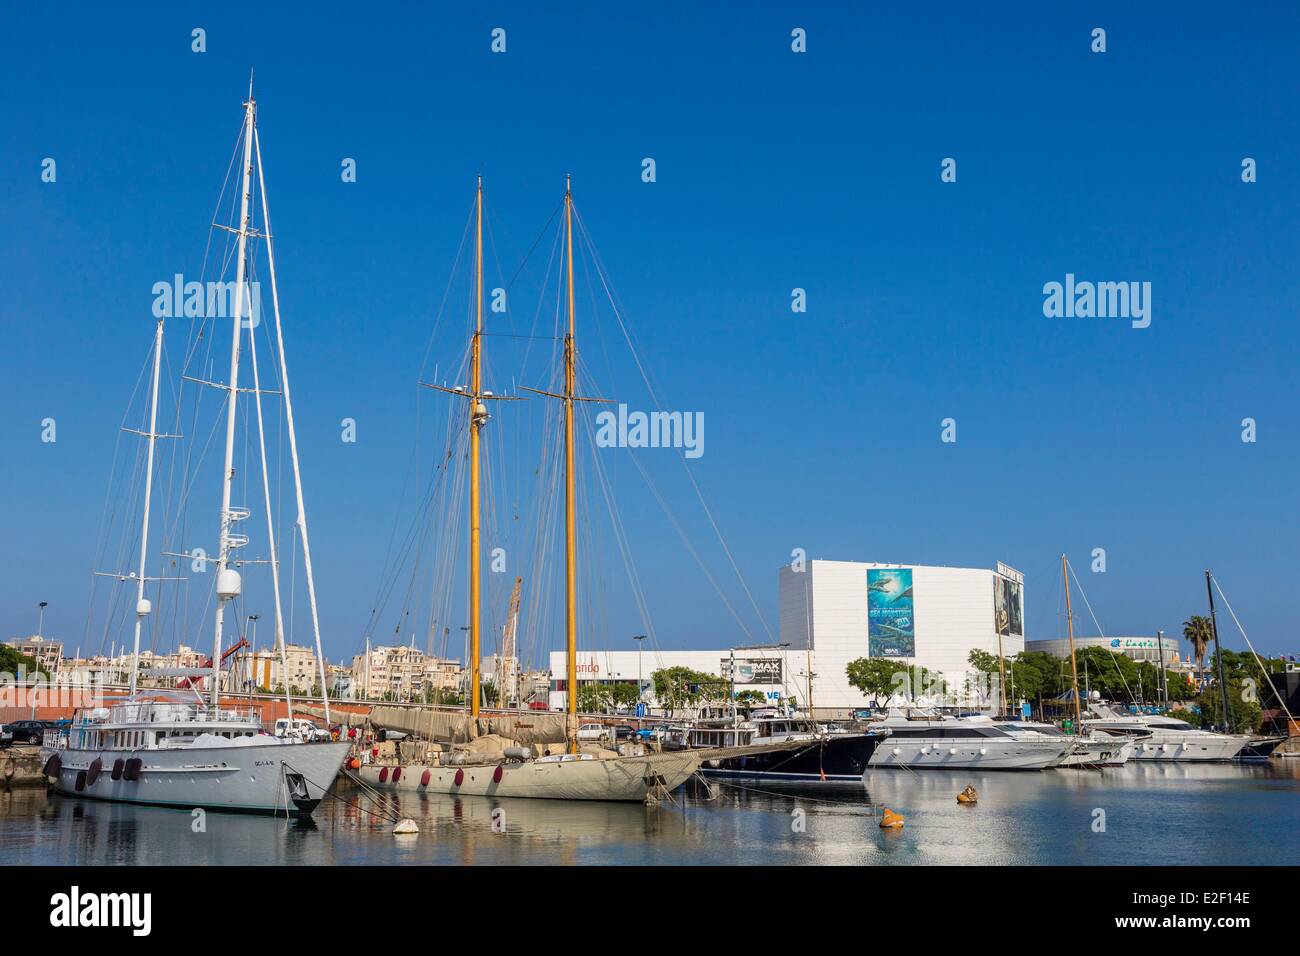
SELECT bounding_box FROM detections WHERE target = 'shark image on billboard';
[868,568,915,657]
[994,575,1024,637]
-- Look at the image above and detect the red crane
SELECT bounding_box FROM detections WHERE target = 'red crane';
[177,637,250,689]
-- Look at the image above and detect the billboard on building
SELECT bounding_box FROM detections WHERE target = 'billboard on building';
[868,568,915,657]
[721,658,783,685]
[994,574,1024,637]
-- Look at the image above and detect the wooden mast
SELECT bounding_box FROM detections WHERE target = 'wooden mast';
[469,175,484,720]
[1062,554,1083,730]
[564,175,579,752]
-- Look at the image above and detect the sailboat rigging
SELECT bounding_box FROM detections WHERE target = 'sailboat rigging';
[42,84,350,815]
[361,176,702,800]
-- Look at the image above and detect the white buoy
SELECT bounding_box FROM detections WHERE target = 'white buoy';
[393,818,419,835]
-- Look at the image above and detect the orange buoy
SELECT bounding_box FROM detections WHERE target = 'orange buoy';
[879,808,906,829]
[957,785,978,805]
[347,757,361,771]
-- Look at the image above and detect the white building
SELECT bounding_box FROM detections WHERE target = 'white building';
[778,559,1027,713]
[545,559,1029,717]
[548,648,793,713]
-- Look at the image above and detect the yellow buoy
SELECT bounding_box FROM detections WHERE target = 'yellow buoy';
[879,807,906,828]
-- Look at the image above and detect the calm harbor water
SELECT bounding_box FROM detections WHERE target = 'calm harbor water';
[2,762,1297,865]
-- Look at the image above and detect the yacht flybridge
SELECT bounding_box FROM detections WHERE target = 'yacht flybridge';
[42,85,350,816]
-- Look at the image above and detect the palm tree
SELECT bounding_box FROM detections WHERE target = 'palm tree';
[1183,615,1214,681]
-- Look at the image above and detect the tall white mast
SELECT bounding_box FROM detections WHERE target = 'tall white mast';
[128,319,165,697]
[245,249,293,726]
[252,125,331,724]
[210,89,257,713]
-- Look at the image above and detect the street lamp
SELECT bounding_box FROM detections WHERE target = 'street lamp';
[633,634,646,721]
[37,601,48,638]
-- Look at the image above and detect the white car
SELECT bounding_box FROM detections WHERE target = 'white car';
[576,723,608,742]
[273,717,332,742]
[0,725,12,748]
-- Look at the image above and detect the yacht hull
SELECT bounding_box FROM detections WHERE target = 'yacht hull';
[44,741,351,816]
[1125,733,1249,761]
[869,738,1068,770]
[1058,738,1132,767]
[697,733,885,781]
[355,750,701,802]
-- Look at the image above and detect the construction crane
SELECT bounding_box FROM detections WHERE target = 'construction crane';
[178,637,250,690]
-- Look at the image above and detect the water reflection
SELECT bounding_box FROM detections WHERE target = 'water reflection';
[1,761,1296,865]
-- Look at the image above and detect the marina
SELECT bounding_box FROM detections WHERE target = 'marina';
[1,12,1297,938]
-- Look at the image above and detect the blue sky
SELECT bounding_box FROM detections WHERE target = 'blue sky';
[2,3,1297,667]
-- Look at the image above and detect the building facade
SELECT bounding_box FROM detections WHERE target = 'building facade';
[548,648,793,713]
[5,636,64,671]
[349,644,461,701]
[1025,635,1184,667]
[778,559,1028,712]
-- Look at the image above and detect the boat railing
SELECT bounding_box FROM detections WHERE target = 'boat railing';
[99,701,262,725]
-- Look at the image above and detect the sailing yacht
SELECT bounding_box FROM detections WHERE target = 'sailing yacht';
[355,177,700,801]
[42,87,350,815]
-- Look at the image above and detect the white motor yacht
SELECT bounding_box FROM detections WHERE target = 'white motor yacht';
[1082,703,1249,761]
[984,718,1131,766]
[867,710,1071,770]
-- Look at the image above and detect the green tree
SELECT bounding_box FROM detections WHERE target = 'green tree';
[734,689,766,706]
[577,682,613,713]
[0,645,46,679]
[1183,615,1214,677]
[651,666,723,713]
[846,659,942,704]
[610,682,640,709]
[1193,675,1261,734]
